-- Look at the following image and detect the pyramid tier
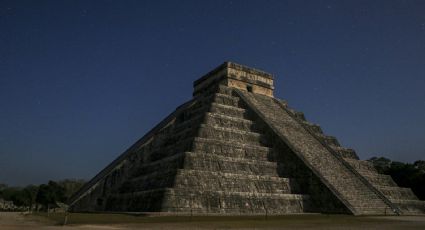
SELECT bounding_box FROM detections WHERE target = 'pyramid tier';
[191,137,274,161]
[391,199,425,214]
[377,186,418,200]
[123,168,299,194]
[356,171,398,187]
[131,151,284,179]
[209,103,247,119]
[343,158,377,173]
[197,124,267,146]
[330,146,359,160]
[300,120,323,134]
[173,169,299,193]
[183,152,282,176]
[314,134,340,147]
[107,188,311,214]
[203,112,255,132]
[206,93,240,107]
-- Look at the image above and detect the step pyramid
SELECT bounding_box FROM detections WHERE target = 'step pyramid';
[69,62,425,215]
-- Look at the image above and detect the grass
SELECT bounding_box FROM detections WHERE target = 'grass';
[29,212,425,229]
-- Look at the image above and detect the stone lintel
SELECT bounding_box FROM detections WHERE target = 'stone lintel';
[193,62,275,97]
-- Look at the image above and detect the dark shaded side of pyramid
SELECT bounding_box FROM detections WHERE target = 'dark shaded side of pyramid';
[69,62,351,214]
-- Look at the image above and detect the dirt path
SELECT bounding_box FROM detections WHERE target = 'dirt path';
[0,212,124,230]
[1,212,425,229]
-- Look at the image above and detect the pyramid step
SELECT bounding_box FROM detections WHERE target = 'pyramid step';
[131,150,282,180]
[126,167,297,195]
[198,124,267,146]
[174,169,299,194]
[183,152,281,176]
[139,115,204,162]
[173,115,203,134]
[122,169,178,193]
[294,111,306,121]
[124,166,295,195]
[315,133,341,147]
[360,172,398,187]
[164,189,311,214]
[285,109,309,123]
[330,146,359,160]
[377,186,418,200]
[132,152,186,177]
[285,108,306,121]
[343,158,377,173]
[146,137,193,162]
[177,169,291,182]
[391,199,425,214]
[176,100,209,122]
[391,199,425,205]
[203,112,255,132]
[191,137,274,161]
[207,93,240,107]
[301,121,323,134]
[209,102,246,119]
[109,188,311,214]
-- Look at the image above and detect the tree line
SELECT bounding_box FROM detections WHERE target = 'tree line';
[0,179,85,210]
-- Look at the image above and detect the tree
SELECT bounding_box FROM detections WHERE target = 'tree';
[0,184,7,199]
[414,160,425,172]
[0,183,7,191]
[36,184,53,208]
[48,181,66,202]
[0,179,85,210]
[36,181,67,209]
[23,185,38,209]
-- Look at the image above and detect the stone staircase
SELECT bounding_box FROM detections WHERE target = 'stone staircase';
[274,96,425,215]
[236,90,399,215]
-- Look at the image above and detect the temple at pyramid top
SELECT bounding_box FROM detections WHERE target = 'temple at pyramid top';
[193,62,275,97]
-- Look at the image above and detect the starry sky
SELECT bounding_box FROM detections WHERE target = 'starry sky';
[1,0,424,186]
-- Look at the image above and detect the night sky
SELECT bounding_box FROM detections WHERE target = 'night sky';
[1,0,424,186]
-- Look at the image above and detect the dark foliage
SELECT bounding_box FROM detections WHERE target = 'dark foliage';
[0,179,85,208]
[36,181,67,207]
[0,185,38,207]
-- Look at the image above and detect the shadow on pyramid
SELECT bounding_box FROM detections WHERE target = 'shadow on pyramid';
[69,62,425,215]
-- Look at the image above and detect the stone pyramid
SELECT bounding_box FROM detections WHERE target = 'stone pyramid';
[69,62,424,215]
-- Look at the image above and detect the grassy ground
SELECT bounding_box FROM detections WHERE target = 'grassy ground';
[28,212,425,229]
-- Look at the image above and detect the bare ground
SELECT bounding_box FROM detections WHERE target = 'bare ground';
[1,212,425,229]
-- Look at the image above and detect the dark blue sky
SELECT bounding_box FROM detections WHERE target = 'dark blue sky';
[1,0,424,186]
